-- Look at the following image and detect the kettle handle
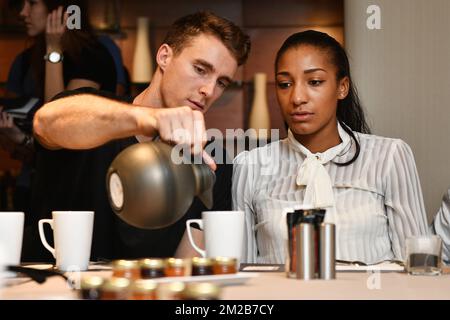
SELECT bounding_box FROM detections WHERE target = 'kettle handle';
[186,219,206,257]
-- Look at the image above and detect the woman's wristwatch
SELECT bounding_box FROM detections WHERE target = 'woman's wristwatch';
[44,51,64,64]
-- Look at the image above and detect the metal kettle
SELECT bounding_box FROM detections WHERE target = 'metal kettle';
[106,141,215,229]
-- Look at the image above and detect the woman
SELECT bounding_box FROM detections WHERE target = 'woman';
[1,0,116,145]
[232,30,428,264]
[0,0,116,219]
[432,188,450,263]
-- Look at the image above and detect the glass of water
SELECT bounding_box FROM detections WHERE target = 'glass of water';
[405,235,442,276]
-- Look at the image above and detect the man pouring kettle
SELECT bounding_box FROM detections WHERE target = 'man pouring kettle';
[28,11,251,261]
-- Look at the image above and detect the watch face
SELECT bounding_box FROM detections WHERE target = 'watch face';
[48,52,61,63]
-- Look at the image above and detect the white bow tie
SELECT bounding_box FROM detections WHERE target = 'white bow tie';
[296,155,335,208]
[286,123,353,209]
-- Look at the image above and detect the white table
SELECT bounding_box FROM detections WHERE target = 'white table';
[1,268,450,300]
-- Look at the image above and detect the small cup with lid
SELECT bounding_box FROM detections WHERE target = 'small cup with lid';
[165,258,188,277]
[191,257,214,276]
[139,258,166,279]
[100,277,131,300]
[212,257,238,275]
[111,259,140,280]
[79,276,104,300]
[129,279,158,300]
[180,282,221,300]
[157,281,186,300]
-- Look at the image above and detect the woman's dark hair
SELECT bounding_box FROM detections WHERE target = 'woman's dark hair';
[275,30,371,166]
[27,0,98,98]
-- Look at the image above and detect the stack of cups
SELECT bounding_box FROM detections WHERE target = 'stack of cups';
[285,208,335,280]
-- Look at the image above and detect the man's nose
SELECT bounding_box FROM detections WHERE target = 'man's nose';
[199,79,215,98]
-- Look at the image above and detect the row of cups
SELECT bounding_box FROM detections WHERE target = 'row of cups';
[2,211,443,278]
[0,210,246,275]
[0,211,94,276]
[79,276,222,300]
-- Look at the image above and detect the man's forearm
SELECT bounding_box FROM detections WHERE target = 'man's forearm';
[33,94,153,149]
[33,93,217,170]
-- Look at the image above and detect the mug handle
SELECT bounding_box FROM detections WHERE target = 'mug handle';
[186,219,206,257]
[38,219,56,259]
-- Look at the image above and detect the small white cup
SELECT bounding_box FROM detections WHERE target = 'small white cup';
[38,211,94,271]
[0,212,24,278]
[186,211,244,262]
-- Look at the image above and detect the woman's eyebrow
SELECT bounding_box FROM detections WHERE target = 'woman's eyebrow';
[276,68,327,77]
[304,68,327,74]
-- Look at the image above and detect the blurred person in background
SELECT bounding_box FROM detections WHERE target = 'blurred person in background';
[431,188,450,264]
[0,0,116,226]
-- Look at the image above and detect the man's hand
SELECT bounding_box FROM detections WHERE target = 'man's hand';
[138,106,216,171]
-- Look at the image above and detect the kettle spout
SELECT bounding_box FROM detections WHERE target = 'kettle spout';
[198,188,214,209]
[193,164,216,209]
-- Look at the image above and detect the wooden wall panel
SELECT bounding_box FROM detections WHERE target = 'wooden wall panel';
[114,29,136,76]
[0,0,23,28]
[243,0,343,27]
[1,0,344,170]
[0,35,27,82]
[204,88,244,132]
[119,0,242,28]
[244,26,344,82]
[0,150,20,171]
[114,27,170,80]
[242,82,288,139]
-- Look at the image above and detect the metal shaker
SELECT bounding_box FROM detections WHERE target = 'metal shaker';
[319,223,336,280]
[296,223,316,280]
[286,208,319,279]
[286,208,336,280]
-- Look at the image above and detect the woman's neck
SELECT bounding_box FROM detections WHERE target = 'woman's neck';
[293,121,341,154]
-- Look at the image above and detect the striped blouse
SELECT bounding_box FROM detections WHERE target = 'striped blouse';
[232,123,429,264]
[432,188,450,263]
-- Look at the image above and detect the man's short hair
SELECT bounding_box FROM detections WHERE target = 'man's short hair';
[163,11,251,66]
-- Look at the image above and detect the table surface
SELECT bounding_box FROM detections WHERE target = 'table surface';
[2,267,450,300]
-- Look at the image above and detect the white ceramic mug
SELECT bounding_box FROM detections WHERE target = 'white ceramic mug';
[38,211,94,271]
[0,212,24,277]
[186,211,244,260]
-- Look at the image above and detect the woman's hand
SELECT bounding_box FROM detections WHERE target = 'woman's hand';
[0,107,25,144]
[45,6,68,52]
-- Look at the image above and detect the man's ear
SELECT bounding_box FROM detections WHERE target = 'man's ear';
[338,76,350,100]
[156,44,173,71]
